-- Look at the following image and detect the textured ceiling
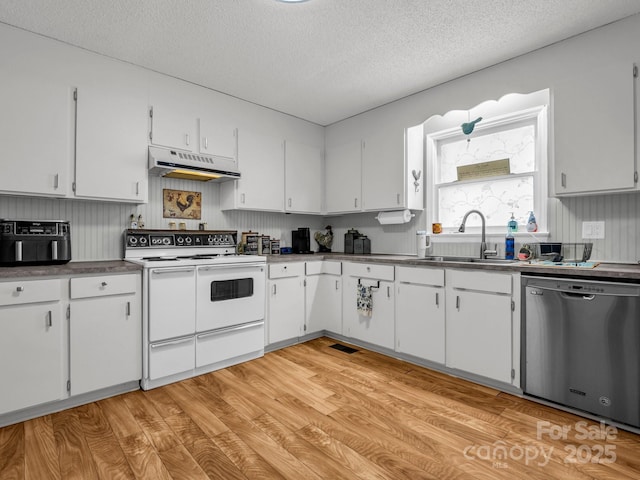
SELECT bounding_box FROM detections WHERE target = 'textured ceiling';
[1,1,639,126]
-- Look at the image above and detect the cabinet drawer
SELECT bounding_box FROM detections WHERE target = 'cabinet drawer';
[306,261,342,276]
[344,262,394,281]
[70,273,139,299]
[396,266,444,286]
[447,269,512,295]
[269,262,305,279]
[149,336,195,380]
[0,279,61,306]
[196,321,264,367]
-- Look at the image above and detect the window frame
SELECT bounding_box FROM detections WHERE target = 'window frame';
[425,104,548,240]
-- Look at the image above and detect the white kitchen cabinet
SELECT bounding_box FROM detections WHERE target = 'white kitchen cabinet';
[74,60,148,203]
[445,269,514,384]
[554,61,637,195]
[325,140,362,214]
[305,261,342,335]
[221,130,285,212]
[267,262,305,344]
[148,77,198,152]
[342,262,395,350]
[362,131,407,211]
[0,279,64,415]
[69,273,141,396]
[395,266,445,364]
[0,74,71,197]
[285,140,323,214]
[199,114,237,161]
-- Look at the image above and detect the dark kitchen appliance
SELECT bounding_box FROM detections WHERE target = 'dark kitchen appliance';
[522,275,640,428]
[344,228,371,254]
[0,219,71,266]
[292,227,312,254]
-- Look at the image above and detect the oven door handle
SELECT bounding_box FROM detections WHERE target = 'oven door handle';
[198,263,265,272]
[151,267,195,275]
[196,320,264,339]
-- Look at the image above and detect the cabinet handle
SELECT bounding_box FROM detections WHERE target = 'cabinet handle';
[335,280,339,290]
[387,286,391,298]
[354,198,358,208]
[54,173,59,189]
[561,172,567,188]
[16,286,24,292]
[185,133,190,146]
[288,198,292,208]
[136,181,140,195]
[397,193,400,204]
[435,292,439,307]
[203,136,208,149]
[126,301,131,316]
[47,311,53,327]
[101,281,108,287]
[456,295,460,310]
[273,284,277,295]
[241,193,246,204]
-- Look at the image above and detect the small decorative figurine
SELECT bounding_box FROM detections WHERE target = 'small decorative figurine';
[314,225,333,252]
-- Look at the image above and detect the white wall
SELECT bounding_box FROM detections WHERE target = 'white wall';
[325,14,640,263]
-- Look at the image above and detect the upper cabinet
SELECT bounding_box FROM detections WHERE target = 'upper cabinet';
[74,60,148,203]
[325,126,423,215]
[285,140,323,214]
[554,61,638,196]
[0,73,71,198]
[325,140,362,214]
[221,130,284,212]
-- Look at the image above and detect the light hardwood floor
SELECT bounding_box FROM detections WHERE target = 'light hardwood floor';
[1,336,639,479]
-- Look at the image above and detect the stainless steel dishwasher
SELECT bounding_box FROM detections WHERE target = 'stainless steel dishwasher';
[522,275,640,428]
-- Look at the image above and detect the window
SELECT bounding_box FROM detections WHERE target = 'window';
[425,92,548,237]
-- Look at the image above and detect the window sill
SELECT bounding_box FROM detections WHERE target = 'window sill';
[429,231,550,244]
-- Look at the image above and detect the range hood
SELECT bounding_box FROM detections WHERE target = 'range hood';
[148,146,241,182]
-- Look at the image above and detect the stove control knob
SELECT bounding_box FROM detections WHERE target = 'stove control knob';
[162,238,171,245]
[207,235,214,244]
[176,236,184,244]
[128,237,138,246]
[185,236,192,244]
[139,237,148,245]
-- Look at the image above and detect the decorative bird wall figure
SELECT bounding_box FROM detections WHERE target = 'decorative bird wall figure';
[176,193,195,212]
[461,116,482,135]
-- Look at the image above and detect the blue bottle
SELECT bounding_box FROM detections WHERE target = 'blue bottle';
[505,231,515,260]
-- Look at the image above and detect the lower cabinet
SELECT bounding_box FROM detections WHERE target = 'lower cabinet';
[445,269,514,384]
[267,262,305,344]
[0,279,65,415]
[395,266,445,364]
[69,273,141,396]
[342,262,395,349]
[305,261,342,335]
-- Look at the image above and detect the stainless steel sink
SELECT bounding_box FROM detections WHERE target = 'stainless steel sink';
[420,255,519,265]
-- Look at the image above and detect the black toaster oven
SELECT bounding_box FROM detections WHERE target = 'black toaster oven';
[0,219,71,266]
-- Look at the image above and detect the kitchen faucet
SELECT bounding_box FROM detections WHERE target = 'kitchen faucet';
[458,209,498,259]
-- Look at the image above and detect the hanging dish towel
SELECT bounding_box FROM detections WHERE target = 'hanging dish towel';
[357,283,373,317]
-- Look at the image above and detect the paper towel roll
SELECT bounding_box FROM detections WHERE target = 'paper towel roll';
[376,209,415,225]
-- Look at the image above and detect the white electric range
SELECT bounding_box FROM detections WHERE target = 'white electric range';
[124,229,266,390]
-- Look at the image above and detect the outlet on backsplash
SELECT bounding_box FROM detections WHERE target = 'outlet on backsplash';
[582,221,605,239]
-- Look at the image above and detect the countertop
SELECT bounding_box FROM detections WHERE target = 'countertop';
[266,253,640,281]
[0,260,142,279]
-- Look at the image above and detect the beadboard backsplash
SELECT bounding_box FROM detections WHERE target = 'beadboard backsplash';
[1,179,638,263]
[0,176,324,261]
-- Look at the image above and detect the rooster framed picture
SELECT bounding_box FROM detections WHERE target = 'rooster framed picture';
[162,189,202,220]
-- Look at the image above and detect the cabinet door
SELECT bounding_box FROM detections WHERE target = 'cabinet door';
[234,130,285,211]
[305,274,342,335]
[325,140,362,213]
[70,294,141,396]
[0,75,70,197]
[149,78,197,152]
[285,140,323,214]
[342,277,394,349]
[199,115,237,161]
[148,267,196,341]
[396,283,444,364]
[362,132,406,211]
[0,303,64,414]
[268,277,304,344]
[445,289,512,383]
[554,61,636,195]
[75,65,148,202]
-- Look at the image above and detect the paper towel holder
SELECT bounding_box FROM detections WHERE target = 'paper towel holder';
[375,209,415,225]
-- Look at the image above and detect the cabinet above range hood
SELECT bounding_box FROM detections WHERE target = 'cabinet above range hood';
[148,146,241,182]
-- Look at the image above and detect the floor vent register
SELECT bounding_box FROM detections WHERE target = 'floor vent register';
[329,343,359,354]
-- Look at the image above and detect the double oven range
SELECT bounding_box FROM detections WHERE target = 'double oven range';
[124,229,266,390]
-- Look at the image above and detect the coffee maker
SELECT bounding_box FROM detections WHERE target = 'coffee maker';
[292,227,312,254]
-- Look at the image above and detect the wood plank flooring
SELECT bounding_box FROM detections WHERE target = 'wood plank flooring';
[1,336,639,479]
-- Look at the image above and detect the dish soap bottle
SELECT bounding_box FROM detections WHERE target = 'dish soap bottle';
[505,230,515,260]
[526,211,538,232]
[508,212,518,233]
